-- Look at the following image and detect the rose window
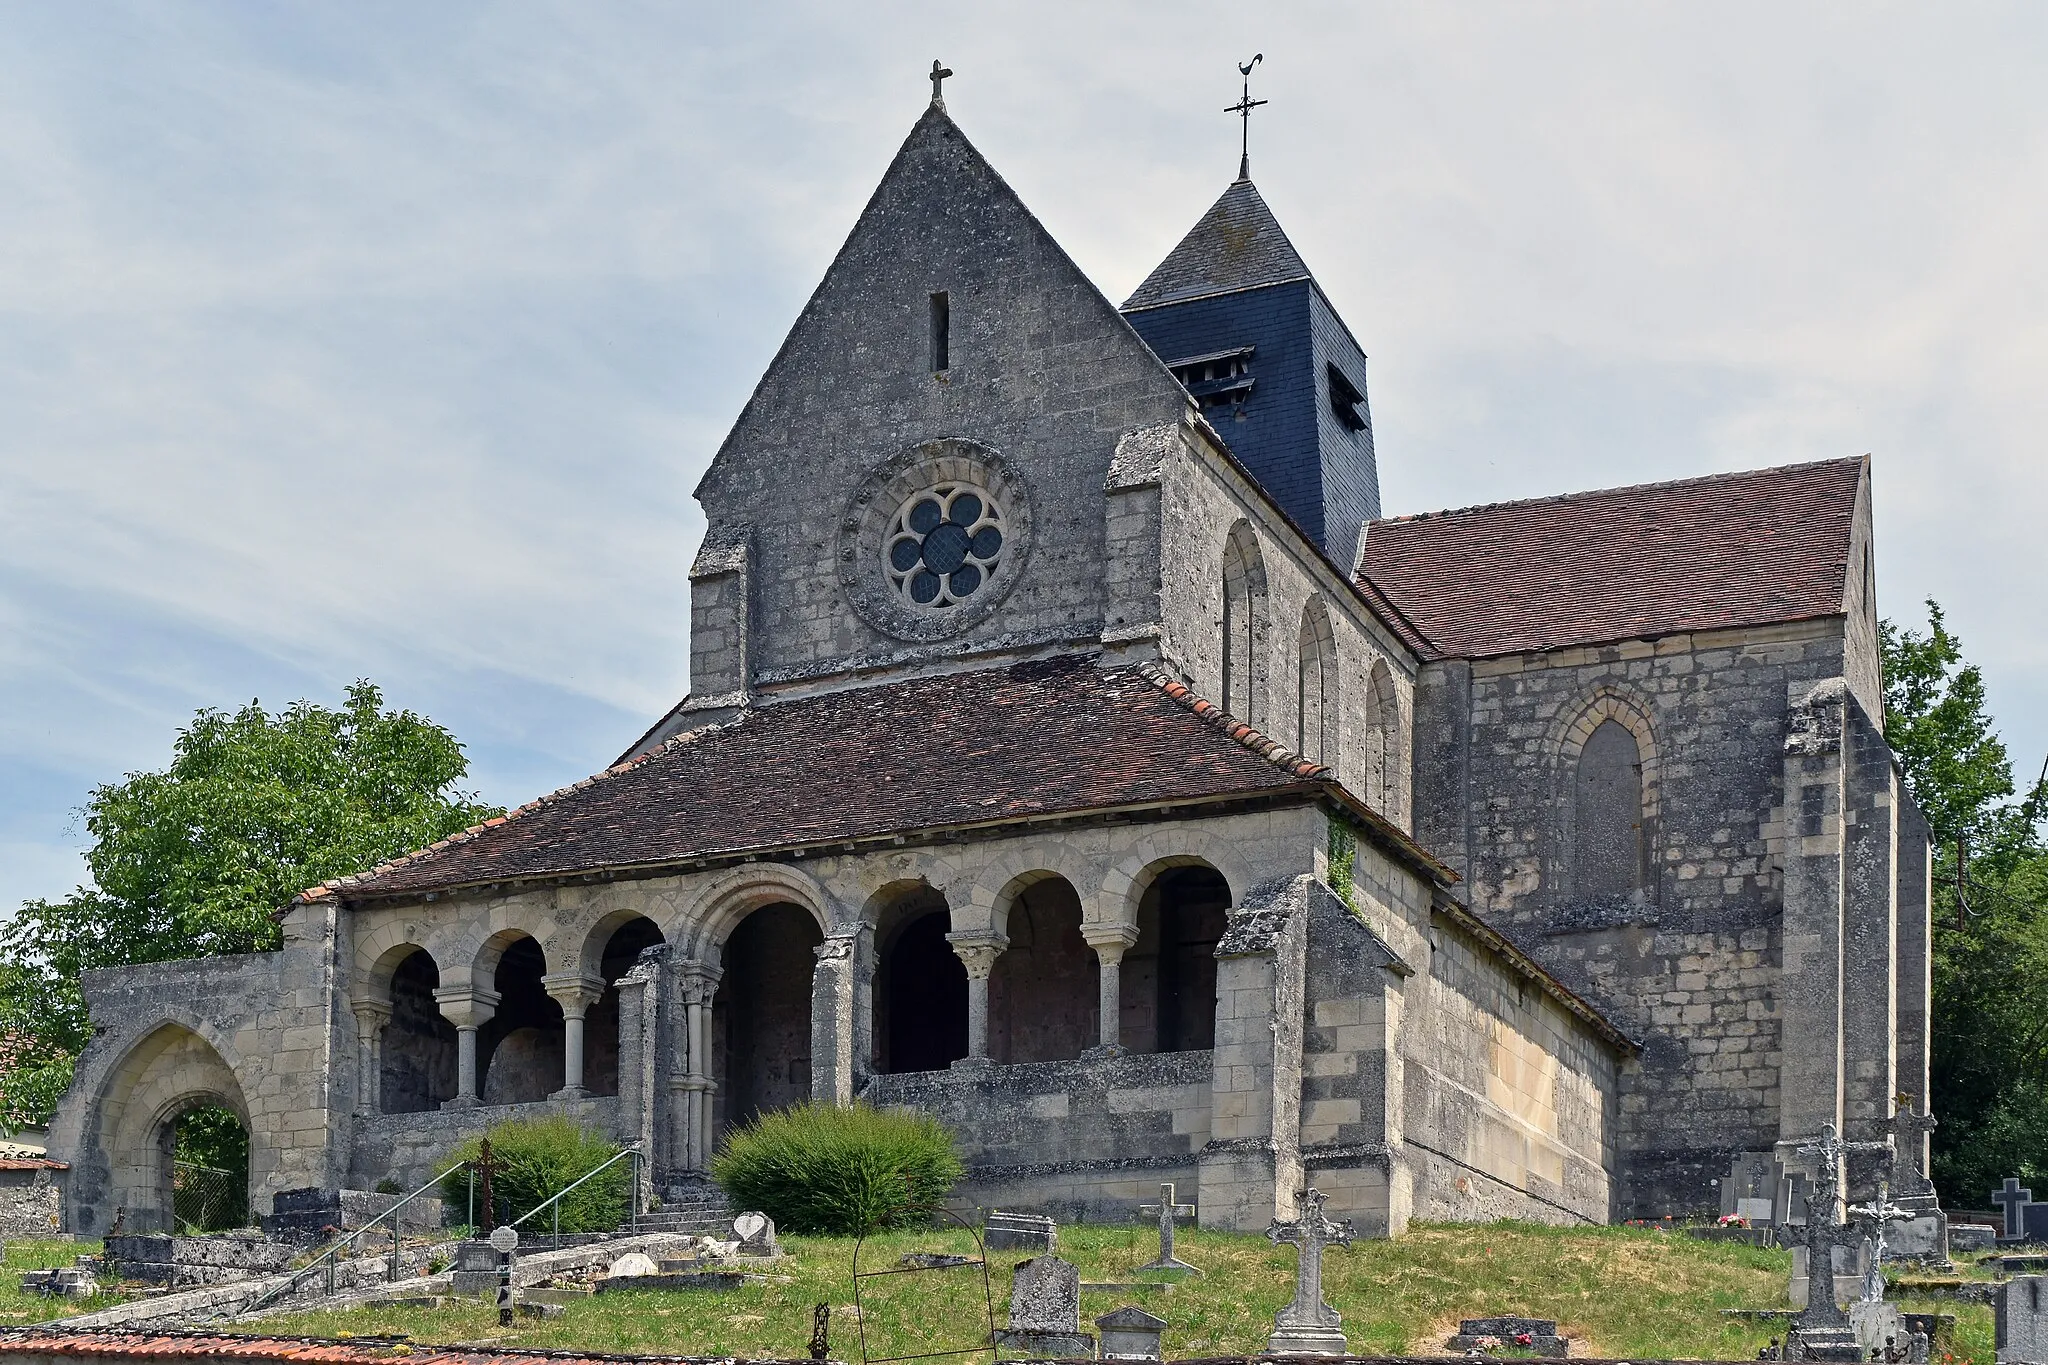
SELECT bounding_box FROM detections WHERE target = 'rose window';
[884,483,1005,609]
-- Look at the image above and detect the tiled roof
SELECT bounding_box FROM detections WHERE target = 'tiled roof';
[1121,179,1313,311]
[0,1329,802,1365]
[299,656,1400,903]
[1355,457,1866,660]
[0,1156,66,1172]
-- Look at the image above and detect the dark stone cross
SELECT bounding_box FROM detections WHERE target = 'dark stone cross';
[1137,1182,1197,1274]
[1266,1187,1353,1355]
[1994,1178,2035,1239]
[929,60,953,110]
[1225,54,1268,181]
[1796,1123,1852,1330]
[1888,1099,1939,1199]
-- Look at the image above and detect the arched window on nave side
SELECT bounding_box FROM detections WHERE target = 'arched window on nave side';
[1575,718,1646,896]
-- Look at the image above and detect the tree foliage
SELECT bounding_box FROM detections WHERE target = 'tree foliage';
[1881,603,2048,1204]
[0,682,500,1131]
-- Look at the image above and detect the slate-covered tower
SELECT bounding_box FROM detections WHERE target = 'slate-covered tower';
[1121,175,1381,572]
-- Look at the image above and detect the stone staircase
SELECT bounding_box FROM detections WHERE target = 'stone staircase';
[630,1179,736,1236]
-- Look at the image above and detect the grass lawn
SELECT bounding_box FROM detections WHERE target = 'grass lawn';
[0,1239,121,1324]
[242,1220,1997,1361]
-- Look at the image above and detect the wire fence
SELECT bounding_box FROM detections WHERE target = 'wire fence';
[172,1159,247,1232]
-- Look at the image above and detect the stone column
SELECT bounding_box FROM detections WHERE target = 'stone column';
[1895,797,1935,1132]
[1081,925,1141,1057]
[433,986,501,1110]
[541,972,608,1099]
[669,961,720,1171]
[945,932,1008,1067]
[812,931,861,1103]
[352,1000,392,1115]
[617,953,661,1162]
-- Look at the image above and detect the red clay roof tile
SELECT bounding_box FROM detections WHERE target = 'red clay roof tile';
[1355,457,1865,660]
[301,655,1335,903]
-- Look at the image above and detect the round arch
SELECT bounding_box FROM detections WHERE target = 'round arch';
[669,863,832,962]
[1221,519,1270,725]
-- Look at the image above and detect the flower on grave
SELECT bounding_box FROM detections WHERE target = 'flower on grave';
[1479,1338,1503,1352]
[1515,1333,1535,1346]
[1719,1213,1749,1228]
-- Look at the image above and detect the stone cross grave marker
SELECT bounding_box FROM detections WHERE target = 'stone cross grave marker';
[1888,1102,1939,1200]
[1997,1180,2037,1242]
[1265,1187,1354,1357]
[1137,1182,1197,1274]
[1795,1125,1854,1333]
[1848,1182,1915,1305]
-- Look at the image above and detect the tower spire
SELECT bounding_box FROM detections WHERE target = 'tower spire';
[1225,54,1267,181]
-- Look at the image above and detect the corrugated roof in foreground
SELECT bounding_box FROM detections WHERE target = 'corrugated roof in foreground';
[1355,457,1866,660]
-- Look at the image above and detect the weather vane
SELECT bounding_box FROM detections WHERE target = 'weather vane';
[1226,54,1267,181]
[929,59,953,111]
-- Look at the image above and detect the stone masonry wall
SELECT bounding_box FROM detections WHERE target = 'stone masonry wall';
[48,900,343,1236]
[348,1097,621,1195]
[687,107,1188,705]
[1155,423,1416,827]
[861,1050,1209,1223]
[1414,619,1853,1217]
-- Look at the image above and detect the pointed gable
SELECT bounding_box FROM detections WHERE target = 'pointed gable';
[1121,179,1314,311]
[690,104,1189,690]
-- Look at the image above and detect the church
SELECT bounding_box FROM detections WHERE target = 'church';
[48,76,1935,1242]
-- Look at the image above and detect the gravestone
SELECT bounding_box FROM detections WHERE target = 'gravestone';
[733,1211,780,1257]
[1996,1180,2036,1242]
[1885,1103,1947,1261]
[608,1250,660,1278]
[1953,1224,2000,1254]
[985,1209,1057,1253]
[993,1254,1093,1359]
[1738,1198,1778,1226]
[1997,1276,2048,1364]
[1265,1187,1353,1357]
[1098,1305,1167,1361]
[491,1223,519,1327]
[20,1267,96,1299]
[450,1238,501,1297]
[1788,1126,1864,1362]
[1446,1316,1568,1357]
[1136,1183,1197,1275]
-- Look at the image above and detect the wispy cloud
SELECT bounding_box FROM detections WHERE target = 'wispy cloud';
[3,2,2042,912]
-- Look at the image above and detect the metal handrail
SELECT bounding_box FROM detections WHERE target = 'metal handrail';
[508,1144,643,1242]
[240,1158,473,1315]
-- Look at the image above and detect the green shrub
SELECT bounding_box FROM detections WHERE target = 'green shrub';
[436,1116,628,1233]
[711,1101,962,1235]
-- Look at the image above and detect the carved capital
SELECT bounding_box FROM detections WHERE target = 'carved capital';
[541,971,608,1017]
[1080,923,1142,964]
[946,931,1009,980]
[673,959,723,1006]
[431,985,500,1030]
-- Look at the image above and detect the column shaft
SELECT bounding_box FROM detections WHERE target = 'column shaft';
[456,1025,479,1103]
[563,1013,587,1091]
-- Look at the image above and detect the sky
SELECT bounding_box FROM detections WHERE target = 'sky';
[2,3,2043,915]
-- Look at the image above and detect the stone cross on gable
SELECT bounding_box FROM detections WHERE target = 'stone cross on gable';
[1796,1124,1852,1330]
[1137,1182,1197,1274]
[1887,1100,1939,1199]
[1994,1178,2035,1239]
[1265,1187,1353,1357]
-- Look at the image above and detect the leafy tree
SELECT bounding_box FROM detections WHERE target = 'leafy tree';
[1881,602,2048,1203]
[0,682,501,1131]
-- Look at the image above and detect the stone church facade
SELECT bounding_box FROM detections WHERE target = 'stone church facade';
[47,91,1930,1240]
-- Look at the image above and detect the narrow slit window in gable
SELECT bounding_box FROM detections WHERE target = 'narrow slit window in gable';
[930,292,950,373]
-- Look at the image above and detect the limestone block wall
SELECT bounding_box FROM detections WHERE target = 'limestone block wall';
[1153,422,1416,826]
[48,899,343,1235]
[1409,615,1926,1217]
[348,1096,622,1195]
[688,108,1190,702]
[0,1170,63,1236]
[860,1051,1209,1223]
[1400,911,1618,1225]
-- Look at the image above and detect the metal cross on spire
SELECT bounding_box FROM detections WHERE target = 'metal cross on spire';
[929,59,954,111]
[1225,54,1267,181]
